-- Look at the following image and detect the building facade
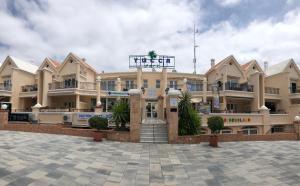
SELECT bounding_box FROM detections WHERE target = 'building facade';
[1,53,299,134]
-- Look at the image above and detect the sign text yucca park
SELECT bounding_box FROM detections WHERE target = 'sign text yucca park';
[129,55,175,69]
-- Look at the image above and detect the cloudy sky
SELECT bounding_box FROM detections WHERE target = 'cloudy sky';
[0,0,300,73]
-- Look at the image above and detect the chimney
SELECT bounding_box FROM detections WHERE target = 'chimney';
[264,61,268,72]
[211,59,215,67]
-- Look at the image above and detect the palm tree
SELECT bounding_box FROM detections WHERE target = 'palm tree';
[112,100,130,130]
[178,91,201,135]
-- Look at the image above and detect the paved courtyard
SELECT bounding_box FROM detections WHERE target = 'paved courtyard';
[0,131,300,186]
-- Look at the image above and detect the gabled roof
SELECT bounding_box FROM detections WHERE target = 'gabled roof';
[48,58,60,69]
[242,60,263,74]
[38,57,60,71]
[205,55,244,76]
[58,52,97,73]
[266,58,298,77]
[0,56,38,74]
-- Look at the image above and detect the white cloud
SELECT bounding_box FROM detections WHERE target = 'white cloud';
[0,0,300,74]
[215,0,241,7]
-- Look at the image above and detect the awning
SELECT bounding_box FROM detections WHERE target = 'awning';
[191,98,202,103]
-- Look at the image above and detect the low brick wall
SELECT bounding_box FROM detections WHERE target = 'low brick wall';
[176,133,298,144]
[0,123,131,142]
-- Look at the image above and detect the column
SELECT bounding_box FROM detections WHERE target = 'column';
[259,105,271,134]
[37,71,42,105]
[249,72,260,112]
[203,77,207,103]
[76,94,80,111]
[95,76,103,113]
[129,89,142,142]
[137,67,142,89]
[166,89,181,143]
[117,77,122,91]
[182,78,187,92]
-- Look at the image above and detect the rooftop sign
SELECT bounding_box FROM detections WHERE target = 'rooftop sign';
[129,55,175,69]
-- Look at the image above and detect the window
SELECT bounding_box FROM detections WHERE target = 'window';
[242,126,258,135]
[156,80,160,88]
[125,80,134,90]
[220,127,233,134]
[3,79,11,87]
[226,104,237,113]
[64,78,77,88]
[101,80,115,91]
[187,80,202,91]
[169,80,177,89]
[143,79,148,88]
[271,125,284,133]
[290,82,297,93]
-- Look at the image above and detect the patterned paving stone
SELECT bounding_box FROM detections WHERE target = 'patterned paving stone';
[0,131,300,186]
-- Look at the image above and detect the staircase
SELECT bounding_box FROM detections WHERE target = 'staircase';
[140,118,168,143]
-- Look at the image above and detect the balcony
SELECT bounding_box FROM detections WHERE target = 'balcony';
[48,81,97,96]
[19,84,38,98]
[225,82,253,92]
[121,83,137,91]
[0,83,12,97]
[265,87,281,100]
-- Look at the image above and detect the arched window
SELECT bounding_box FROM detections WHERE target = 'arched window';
[220,127,233,134]
[242,126,258,135]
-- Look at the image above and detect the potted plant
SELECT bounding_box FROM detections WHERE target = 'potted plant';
[207,116,224,147]
[88,116,108,141]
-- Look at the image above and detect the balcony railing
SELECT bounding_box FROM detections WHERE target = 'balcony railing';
[79,82,96,90]
[49,81,78,90]
[0,83,12,91]
[121,83,137,91]
[21,84,37,92]
[49,81,96,90]
[225,82,253,92]
[265,87,280,94]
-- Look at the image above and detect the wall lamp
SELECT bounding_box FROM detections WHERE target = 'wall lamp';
[141,87,145,94]
[165,87,169,95]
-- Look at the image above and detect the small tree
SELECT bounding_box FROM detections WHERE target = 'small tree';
[178,91,201,135]
[112,100,130,130]
[207,116,224,134]
[88,116,108,130]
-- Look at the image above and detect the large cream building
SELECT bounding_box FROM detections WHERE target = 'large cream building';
[1,52,299,134]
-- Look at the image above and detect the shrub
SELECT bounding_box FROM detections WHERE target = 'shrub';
[88,116,108,130]
[112,100,130,130]
[207,116,224,134]
[178,92,201,135]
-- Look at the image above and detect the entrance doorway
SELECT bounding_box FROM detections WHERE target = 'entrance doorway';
[145,102,157,118]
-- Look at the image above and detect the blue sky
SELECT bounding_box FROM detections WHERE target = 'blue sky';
[0,0,300,73]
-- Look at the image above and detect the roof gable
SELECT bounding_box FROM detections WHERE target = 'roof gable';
[58,52,96,74]
[38,57,60,72]
[0,56,38,74]
[243,60,263,75]
[266,59,299,77]
[206,55,245,77]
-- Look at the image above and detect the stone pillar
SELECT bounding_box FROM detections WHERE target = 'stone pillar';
[182,78,187,92]
[117,77,122,91]
[31,103,42,124]
[76,94,80,111]
[249,72,261,112]
[96,76,101,104]
[0,111,8,128]
[166,89,181,143]
[203,77,207,103]
[129,89,142,142]
[137,68,142,89]
[37,71,42,105]
[259,105,271,134]
[42,69,52,107]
